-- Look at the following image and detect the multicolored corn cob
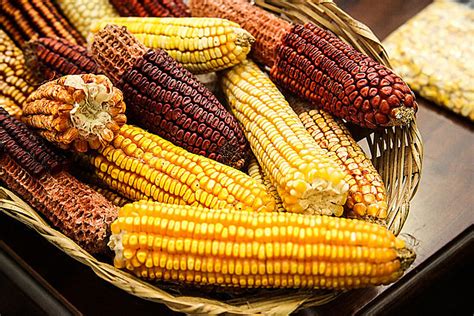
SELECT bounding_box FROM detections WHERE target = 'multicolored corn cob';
[109,201,416,289]
[292,100,388,220]
[109,0,190,17]
[55,0,119,38]
[24,37,101,83]
[90,25,249,169]
[222,60,348,215]
[0,0,85,46]
[90,17,254,74]
[83,124,275,212]
[190,0,418,128]
[271,23,418,128]
[89,185,131,207]
[247,156,284,212]
[0,30,35,118]
[190,0,291,67]
[0,108,117,254]
[22,74,127,152]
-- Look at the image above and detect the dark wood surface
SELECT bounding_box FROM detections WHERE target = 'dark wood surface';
[1,0,474,315]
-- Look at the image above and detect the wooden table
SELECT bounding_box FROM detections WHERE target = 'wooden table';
[1,0,473,315]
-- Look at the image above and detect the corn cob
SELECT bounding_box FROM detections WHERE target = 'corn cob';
[190,0,419,128]
[109,200,416,289]
[24,37,101,83]
[84,124,275,212]
[222,60,348,215]
[90,25,249,169]
[0,0,85,46]
[55,0,119,38]
[293,101,388,220]
[271,23,418,128]
[108,0,190,17]
[22,74,127,153]
[0,109,117,254]
[90,17,254,74]
[0,107,65,176]
[247,156,284,212]
[0,30,35,117]
[190,0,291,67]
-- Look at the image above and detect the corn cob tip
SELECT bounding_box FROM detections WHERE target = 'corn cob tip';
[23,74,126,152]
[390,106,416,126]
[234,27,255,47]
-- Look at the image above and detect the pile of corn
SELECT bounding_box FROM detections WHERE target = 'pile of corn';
[0,0,419,292]
[384,0,474,121]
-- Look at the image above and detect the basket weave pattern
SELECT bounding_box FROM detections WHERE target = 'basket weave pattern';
[0,1,423,314]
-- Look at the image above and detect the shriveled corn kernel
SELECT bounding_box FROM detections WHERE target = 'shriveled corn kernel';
[84,124,275,212]
[90,17,254,74]
[222,60,348,215]
[108,201,416,290]
[293,100,388,220]
[22,74,126,152]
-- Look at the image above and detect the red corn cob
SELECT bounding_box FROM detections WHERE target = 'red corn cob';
[109,0,190,17]
[271,23,418,128]
[0,0,85,46]
[24,37,101,83]
[90,25,250,169]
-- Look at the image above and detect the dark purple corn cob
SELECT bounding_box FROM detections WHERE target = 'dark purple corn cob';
[90,25,249,169]
[270,23,418,128]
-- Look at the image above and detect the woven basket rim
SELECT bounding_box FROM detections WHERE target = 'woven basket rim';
[0,0,424,314]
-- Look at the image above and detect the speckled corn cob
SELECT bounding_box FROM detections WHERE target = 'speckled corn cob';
[190,0,291,67]
[90,17,254,73]
[247,156,284,212]
[0,107,65,176]
[222,60,348,215]
[24,37,101,83]
[22,74,127,152]
[0,0,85,46]
[55,0,119,38]
[109,0,190,17]
[109,201,416,289]
[84,124,275,212]
[90,25,249,169]
[271,23,418,128]
[293,101,388,220]
[384,1,474,121]
[0,30,35,118]
[90,185,131,207]
[0,109,117,254]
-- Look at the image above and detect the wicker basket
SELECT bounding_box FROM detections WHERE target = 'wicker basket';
[0,1,423,314]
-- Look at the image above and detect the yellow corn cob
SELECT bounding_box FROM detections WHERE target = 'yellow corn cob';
[90,17,254,74]
[222,60,348,215]
[0,29,35,117]
[109,201,416,289]
[293,101,389,220]
[85,124,275,212]
[56,0,119,38]
[247,155,284,212]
